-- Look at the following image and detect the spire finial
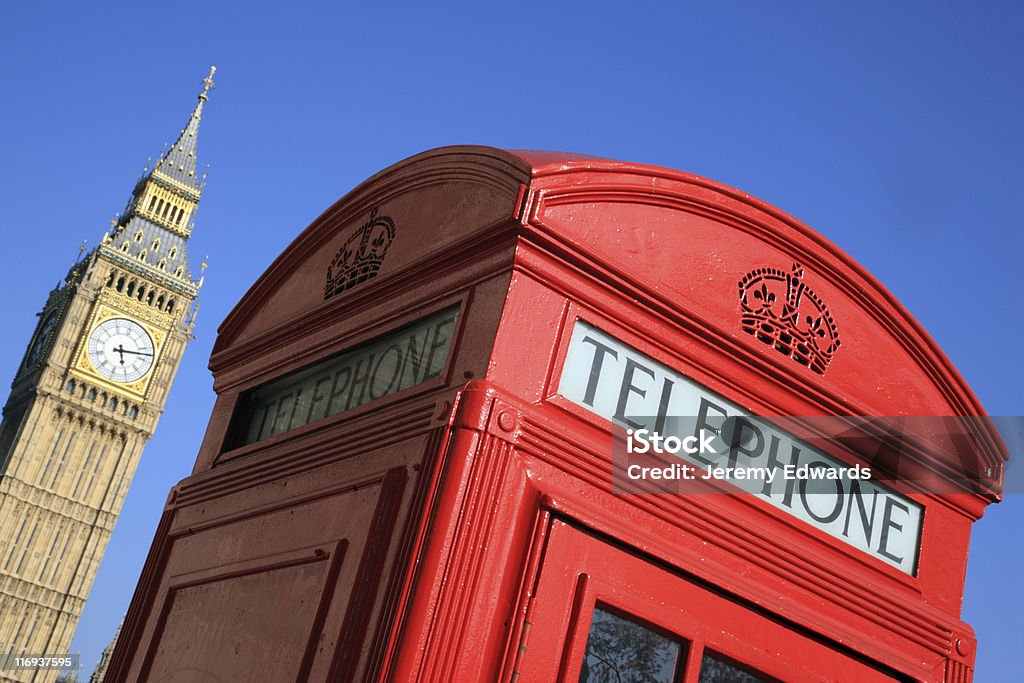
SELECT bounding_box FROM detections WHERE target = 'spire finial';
[69,240,88,280]
[199,66,216,101]
[197,256,209,288]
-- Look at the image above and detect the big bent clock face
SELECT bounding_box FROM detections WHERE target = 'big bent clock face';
[87,318,156,383]
[25,311,58,368]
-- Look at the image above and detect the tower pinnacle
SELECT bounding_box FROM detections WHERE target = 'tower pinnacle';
[101,68,216,288]
[200,65,216,101]
[150,66,215,190]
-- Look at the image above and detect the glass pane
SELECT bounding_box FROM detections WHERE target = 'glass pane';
[578,607,682,683]
[698,652,766,683]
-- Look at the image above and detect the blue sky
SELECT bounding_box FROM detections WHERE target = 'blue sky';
[2,1,1021,678]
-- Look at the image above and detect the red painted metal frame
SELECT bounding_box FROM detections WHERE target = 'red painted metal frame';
[519,519,899,681]
[106,147,1003,682]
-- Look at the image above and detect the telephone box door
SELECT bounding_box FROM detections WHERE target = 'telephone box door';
[518,519,903,682]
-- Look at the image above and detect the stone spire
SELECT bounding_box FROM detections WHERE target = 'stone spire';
[151,66,215,189]
[100,67,217,288]
[88,619,123,683]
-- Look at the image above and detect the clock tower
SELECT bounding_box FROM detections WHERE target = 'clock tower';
[0,68,215,681]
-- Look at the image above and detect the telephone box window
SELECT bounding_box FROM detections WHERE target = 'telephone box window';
[578,607,683,682]
[698,653,766,682]
[228,305,459,448]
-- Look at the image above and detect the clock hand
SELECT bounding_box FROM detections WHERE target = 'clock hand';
[117,348,154,357]
[114,343,127,365]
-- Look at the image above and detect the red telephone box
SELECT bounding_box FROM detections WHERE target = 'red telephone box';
[106,146,1005,682]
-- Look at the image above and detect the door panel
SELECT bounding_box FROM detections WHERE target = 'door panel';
[517,519,897,683]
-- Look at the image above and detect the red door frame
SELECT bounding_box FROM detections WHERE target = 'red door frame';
[519,517,904,683]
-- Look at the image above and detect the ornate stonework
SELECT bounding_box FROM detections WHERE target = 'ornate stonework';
[0,69,214,683]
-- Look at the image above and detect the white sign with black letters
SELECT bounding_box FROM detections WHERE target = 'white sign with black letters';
[557,319,922,575]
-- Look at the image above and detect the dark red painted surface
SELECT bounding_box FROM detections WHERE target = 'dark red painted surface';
[106,146,1005,682]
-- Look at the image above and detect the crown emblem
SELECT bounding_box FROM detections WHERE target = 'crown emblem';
[325,207,396,300]
[738,264,841,375]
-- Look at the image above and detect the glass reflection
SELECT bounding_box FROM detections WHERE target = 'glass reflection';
[578,607,681,682]
[697,652,765,682]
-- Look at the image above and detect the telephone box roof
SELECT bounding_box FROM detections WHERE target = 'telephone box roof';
[215,145,1008,490]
